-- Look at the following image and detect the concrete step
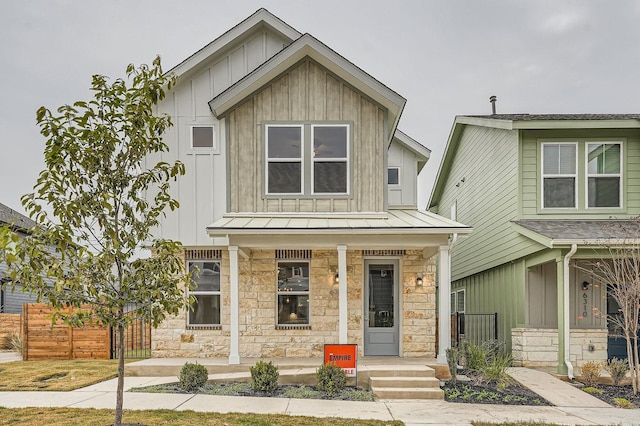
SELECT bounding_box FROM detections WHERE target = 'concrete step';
[370,376,440,388]
[372,386,444,400]
[365,364,436,377]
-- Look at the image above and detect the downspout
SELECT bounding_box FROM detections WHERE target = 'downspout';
[563,244,577,380]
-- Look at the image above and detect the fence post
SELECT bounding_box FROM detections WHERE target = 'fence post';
[494,312,498,341]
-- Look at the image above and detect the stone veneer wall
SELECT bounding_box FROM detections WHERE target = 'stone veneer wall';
[511,328,607,368]
[152,249,436,358]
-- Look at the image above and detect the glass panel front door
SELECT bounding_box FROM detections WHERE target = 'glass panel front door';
[364,260,399,356]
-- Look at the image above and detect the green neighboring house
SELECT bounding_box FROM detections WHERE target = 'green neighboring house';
[428,113,640,375]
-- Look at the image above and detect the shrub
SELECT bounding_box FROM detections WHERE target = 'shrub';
[613,397,634,409]
[446,346,461,382]
[481,352,512,387]
[462,341,487,372]
[604,357,628,386]
[6,332,22,355]
[583,386,604,395]
[580,361,601,387]
[316,362,347,395]
[178,362,208,392]
[250,359,279,393]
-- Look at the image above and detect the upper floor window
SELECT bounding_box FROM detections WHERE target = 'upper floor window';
[191,126,215,149]
[388,167,400,185]
[587,143,621,208]
[187,260,221,327]
[265,123,350,196]
[542,143,577,208]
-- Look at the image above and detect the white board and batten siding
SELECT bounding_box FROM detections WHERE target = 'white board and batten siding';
[148,30,292,246]
[387,140,419,207]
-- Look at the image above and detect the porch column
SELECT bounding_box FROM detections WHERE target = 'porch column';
[437,244,451,364]
[338,244,348,344]
[556,257,568,375]
[228,245,240,365]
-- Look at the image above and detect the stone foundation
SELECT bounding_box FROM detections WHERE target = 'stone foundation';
[511,328,607,367]
[152,249,436,358]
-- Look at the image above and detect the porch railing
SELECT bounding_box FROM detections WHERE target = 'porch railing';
[452,312,498,347]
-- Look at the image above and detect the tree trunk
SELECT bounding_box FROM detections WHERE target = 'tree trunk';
[115,323,125,426]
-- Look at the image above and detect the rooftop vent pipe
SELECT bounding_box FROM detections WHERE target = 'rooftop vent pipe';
[489,95,497,115]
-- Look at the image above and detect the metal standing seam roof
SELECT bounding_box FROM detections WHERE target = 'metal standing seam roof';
[513,219,640,244]
[463,114,640,121]
[207,209,471,235]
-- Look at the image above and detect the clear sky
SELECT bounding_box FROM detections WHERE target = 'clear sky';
[1,0,639,214]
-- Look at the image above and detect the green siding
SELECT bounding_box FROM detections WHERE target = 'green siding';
[520,129,640,218]
[452,260,526,351]
[439,125,541,280]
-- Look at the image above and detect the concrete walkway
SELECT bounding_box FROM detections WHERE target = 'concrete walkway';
[0,362,639,425]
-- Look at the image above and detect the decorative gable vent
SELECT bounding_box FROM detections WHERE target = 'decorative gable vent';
[185,249,222,260]
[276,249,312,259]
[363,250,406,257]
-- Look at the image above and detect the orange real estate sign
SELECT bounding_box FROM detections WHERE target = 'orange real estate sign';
[324,344,357,377]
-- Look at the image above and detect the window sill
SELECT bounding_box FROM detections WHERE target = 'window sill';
[275,325,311,330]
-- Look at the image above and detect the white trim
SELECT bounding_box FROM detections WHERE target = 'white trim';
[190,125,216,150]
[585,141,623,209]
[388,167,400,186]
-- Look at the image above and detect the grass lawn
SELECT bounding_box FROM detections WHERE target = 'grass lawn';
[0,359,120,391]
[0,407,403,426]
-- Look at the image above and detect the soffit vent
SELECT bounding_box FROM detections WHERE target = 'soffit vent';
[185,249,223,260]
[276,249,312,259]
[363,249,406,257]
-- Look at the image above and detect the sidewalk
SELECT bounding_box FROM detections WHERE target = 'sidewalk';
[0,366,639,425]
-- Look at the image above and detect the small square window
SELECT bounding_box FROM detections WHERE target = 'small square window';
[388,167,400,185]
[192,126,215,149]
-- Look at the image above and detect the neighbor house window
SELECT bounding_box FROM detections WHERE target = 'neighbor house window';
[266,125,303,194]
[277,260,310,326]
[187,261,221,326]
[450,289,465,313]
[265,123,350,196]
[587,143,621,208]
[312,125,349,194]
[191,126,215,149]
[542,143,577,208]
[388,167,400,185]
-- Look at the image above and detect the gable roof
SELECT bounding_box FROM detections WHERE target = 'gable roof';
[393,130,431,173]
[0,203,35,231]
[429,113,640,210]
[167,8,301,79]
[208,33,406,142]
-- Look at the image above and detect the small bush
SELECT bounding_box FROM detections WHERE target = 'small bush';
[446,346,461,382]
[583,386,604,395]
[178,362,208,392]
[316,362,347,395]
[604,357,628,386]
[250,359,279,393]
[462,341,487,372]
[580,361,601,387]
[613,397,634,409]
[481,352,512,386]
[6,333,22,354]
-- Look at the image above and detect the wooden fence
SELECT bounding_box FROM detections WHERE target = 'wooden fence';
[22,303,110,360]
[0,313,21,349]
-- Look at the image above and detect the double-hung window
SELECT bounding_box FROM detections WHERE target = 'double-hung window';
[587,143,621,208]
[265,123,350,196]
[277,261,310,326]
[312,125,349,194]
[187,261,221,326]
[542,143,577,208]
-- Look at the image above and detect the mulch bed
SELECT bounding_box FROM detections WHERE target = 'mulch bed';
[585,384,640,407]
[441,380,552,406]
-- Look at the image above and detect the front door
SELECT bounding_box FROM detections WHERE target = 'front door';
[364,260,399,356]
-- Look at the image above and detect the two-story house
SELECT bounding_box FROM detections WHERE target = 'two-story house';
[148,9,470,364]
[429,113,640,375]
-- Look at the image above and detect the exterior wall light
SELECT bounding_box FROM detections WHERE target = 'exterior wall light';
[335,273,340,284]
[416,276,423,286]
